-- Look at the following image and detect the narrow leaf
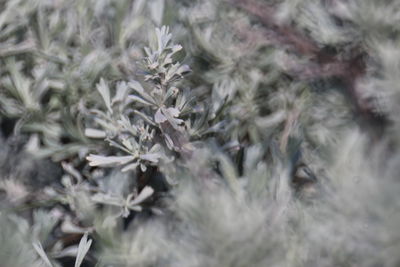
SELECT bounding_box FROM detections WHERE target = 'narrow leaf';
[84,128,107,138]
[97,78,112,114]
[128,80,155,105]
[129,186,154,206]
[74,232,92,267]
[33,242,54,267]
[86,154,135,167]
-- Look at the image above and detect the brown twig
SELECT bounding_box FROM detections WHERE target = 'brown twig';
[231,0,320,56]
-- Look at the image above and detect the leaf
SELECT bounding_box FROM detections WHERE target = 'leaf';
[91,193,123,206]
[86,154,135,167]
[129,186,154,206]
[111,81,129,106]
[61,218,90,234]
[155,108,167,123]
[155,25,171,53]
[128,94,154,106]
[133,0,146,14]
[218,154,240,194]
[176,64,191,76]
[254,111,286,129]
[161,107,184,130]
[33,242,54,267]
[74,232,92,267]
[97,78,112,114]
[128,80,155,105]
[171,44,182,54]
[117,115,139,136]
[164,133,174,150]
[84,128,107,138]
[140,152,161,163]
[166,107,180,117]
[6,58,37,110]
[121,162,139,172]
[149,0,165,26]
[134,110,157,126]
[149,143,162,153]
[61,162,83,183]
[140,163,147,172]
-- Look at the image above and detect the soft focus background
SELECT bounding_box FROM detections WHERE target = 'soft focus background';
[1,0,400,266]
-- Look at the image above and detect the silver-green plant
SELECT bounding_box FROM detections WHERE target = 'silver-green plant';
[0,0,168,161]
[1,0,400,267]
[85,26,193,172]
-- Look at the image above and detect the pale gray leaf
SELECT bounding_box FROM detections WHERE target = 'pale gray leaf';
[129,186,154,206]
[84,128,106,138]
[74,232,92,267]
[121,162,139,172]
[33,242,54,267]
[86,154,135,167]
[155,108,167,123]
[128,80,155,105]
[96,78,112,114]
[128,95,153,106]
[140,152,161,163]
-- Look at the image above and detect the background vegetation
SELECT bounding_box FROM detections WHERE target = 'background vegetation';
[1,0,399,266]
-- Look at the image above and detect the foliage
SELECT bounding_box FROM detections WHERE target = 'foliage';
[1,0,400,266]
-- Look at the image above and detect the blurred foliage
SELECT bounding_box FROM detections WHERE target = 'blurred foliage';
[1,0,400,266]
